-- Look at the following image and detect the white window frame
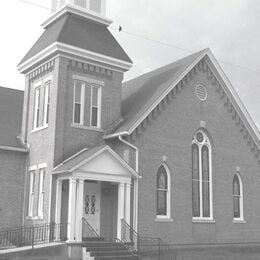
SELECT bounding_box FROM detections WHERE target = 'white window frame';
[90,84,102,128]
[43,81,51,127]
[33,86,41,130]
[73,80,85,125]
[156,163,171,220]
[192,130,213,221]
[28,166,37,217]
[32,76,52,131]
[233,173,244,221]
[38,166,46,218]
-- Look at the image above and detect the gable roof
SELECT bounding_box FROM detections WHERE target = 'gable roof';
[104,49,260,150]
[104,49,207,137]
[19,13,132,71]
[0,87,26,150]
[53,145,139,178]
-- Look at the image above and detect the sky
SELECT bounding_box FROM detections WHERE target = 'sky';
[0,0,259,128]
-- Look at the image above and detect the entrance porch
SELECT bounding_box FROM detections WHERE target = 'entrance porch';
[53,145,139,242]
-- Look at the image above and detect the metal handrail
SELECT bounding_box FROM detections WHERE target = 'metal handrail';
[0,222,67,250]
[121,219,172,260]
[121,219,139,250]
[82,217,99,239]
[113,237,138,257]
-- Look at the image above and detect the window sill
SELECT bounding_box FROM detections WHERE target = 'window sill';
[71,124,103,132]
[192,218,216,224]
[232,219,246,224]
[155,217,173,223]
[26,216,44,220]
[31,125,48,133]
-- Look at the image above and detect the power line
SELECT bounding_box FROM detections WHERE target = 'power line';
[110,26,192,54]
[18,0,260,76]
[18,0,51,11]
[110,26,260,75]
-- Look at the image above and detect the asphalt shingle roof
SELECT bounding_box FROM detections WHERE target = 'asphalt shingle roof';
[53,145,106,172]
[110,49,206,135]
[0,87,24,148]
[19,13,132,65]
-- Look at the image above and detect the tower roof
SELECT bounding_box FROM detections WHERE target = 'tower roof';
[18,13,132,72]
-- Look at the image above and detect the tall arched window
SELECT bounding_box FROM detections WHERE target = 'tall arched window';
[233,174,244,220]
[192,130,212,219]
[156,164,171,218]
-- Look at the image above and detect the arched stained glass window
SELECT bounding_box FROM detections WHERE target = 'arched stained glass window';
[156,165,170,217]
[233,174,243,220]
[192,130,212,219]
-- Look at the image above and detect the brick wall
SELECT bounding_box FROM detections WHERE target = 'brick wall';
[128,65,260,244]
[0,150,26,228]
[23,55,125,226]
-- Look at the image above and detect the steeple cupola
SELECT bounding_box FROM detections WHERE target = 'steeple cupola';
[44,0,111,28]
[51,0,106,17]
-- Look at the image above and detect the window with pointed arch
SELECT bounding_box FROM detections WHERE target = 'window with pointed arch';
[156,164,171,218]
[192,130,213,219]
[233,174,244,220]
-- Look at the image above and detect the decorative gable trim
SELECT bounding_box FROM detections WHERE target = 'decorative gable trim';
[104,49,260,161]
[53,145,140,178]
[28,60,55,82]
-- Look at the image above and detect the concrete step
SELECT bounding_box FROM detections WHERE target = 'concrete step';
[91,250,133,257]
[95,256,138,260]
[83,240,138,260]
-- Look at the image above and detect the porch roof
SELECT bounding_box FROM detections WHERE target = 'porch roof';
[52,145,139,178]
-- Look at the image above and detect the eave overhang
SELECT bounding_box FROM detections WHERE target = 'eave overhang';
[42,4,113,29]
[17,42,133,74]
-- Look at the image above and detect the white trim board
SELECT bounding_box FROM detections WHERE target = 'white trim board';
[42,4,112,29]
[53,145,139,179]
[18,42,132,74]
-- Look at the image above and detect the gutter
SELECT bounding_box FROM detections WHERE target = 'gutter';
[0,145,28,153]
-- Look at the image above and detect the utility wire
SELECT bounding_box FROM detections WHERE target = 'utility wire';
[110,26,260,75]
[18,0,260,76]
[18,0,52,11]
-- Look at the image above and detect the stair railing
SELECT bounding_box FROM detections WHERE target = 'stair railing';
[0,222,67,250]
[82,217,99,240]
[113,237,138,257]
[121,219,139,251]
[121,219,173,260]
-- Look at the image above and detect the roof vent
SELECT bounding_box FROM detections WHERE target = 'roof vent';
[195,84,207,101]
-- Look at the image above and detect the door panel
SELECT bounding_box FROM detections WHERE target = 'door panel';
[83,181,100,235]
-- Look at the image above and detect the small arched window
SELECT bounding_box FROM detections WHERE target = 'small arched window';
[233,174,244,220]
[192,130,213,219]
[156,165,170,218]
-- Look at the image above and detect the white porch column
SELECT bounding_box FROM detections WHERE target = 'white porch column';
[133,178,139,232]
[117,182,125,239]
[55,179,62,241]
[68,178,77,241]
[125,182,131,225]
[75,179,84,242]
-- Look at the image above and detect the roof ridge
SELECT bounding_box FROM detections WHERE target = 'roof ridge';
[123,49,207,86]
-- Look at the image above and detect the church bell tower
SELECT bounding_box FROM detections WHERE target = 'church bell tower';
[18,0,132,224]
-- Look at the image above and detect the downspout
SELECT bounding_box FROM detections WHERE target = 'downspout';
[118,135,139,234]
[119,135,139,172]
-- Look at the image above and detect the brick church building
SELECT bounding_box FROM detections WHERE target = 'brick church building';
[0,0,260,259]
